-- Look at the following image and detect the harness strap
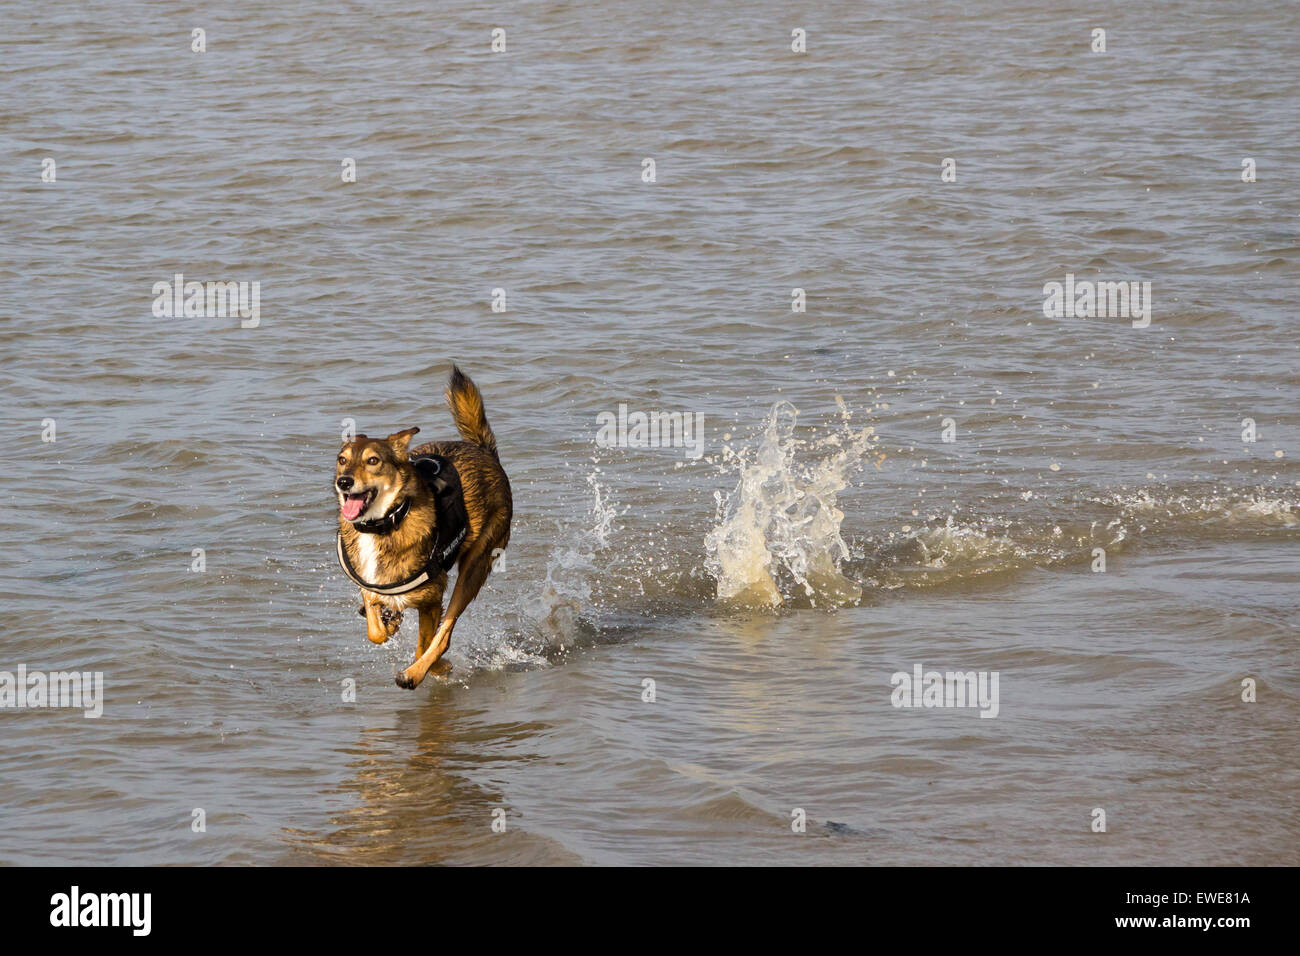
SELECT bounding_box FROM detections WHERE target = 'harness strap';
[336,532,435,595]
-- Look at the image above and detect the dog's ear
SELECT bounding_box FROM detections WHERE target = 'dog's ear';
[386,427,420,459]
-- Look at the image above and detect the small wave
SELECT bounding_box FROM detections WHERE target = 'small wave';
[859,489,1297,591]
[867,517,1035,589]
[1093,490,1297,530]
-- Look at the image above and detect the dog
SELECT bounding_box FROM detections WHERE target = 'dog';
[334,366,512,689]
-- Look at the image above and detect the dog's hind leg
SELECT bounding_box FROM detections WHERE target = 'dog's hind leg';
[417,603,442,657]
[396,534,500,689]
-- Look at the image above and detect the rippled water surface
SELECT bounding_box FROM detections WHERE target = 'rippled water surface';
[1,1,1297,865]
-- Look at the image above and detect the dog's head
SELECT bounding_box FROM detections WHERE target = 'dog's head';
[334,427,420,523]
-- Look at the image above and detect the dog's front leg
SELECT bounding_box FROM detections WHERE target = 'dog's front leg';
[361,590,393,644]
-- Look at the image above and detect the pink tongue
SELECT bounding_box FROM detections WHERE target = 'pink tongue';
[341,496,366,521]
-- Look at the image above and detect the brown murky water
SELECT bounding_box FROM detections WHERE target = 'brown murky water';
[2,0,1297,865]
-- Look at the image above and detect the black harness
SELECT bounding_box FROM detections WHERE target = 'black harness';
[335,456,469,596]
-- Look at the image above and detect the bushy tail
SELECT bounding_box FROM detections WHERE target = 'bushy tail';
[445,365,499,461]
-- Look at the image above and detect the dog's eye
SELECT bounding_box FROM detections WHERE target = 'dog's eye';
[366,456,380,466]
[337,456,346,466]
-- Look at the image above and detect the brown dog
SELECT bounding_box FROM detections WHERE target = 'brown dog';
[334,366,511,689]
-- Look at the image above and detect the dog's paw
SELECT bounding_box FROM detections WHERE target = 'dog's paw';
[360,603,403,634]
[394,670,419,690]
[379,606,403,634]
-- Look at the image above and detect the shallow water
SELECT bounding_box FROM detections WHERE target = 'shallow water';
[1,0,1297,865]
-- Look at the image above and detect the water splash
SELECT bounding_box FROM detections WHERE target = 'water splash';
[704,399,883,608]
[464,470,619,671]
[535,470,619,642]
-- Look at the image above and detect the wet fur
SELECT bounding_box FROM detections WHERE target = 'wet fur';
[335,366,512,689]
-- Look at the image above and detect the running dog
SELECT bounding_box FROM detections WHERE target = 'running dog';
[334,366,511,689]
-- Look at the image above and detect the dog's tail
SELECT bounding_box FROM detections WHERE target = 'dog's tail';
[445,365,499,461]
